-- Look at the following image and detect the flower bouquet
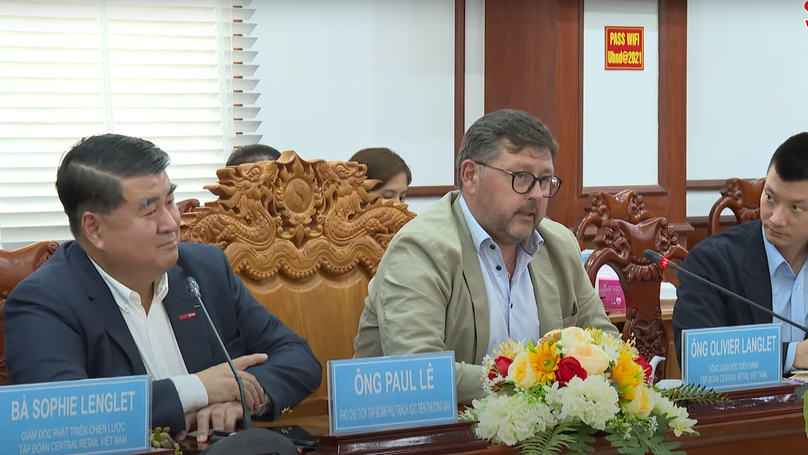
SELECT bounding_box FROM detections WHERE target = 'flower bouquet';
[460,327,700,455]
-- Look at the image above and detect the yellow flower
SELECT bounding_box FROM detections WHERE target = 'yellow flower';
[619,338,640,357]
[494,339,520,359]
[566,344,610,376]
[610,351,644,400]
[540,329,562,346]
[508,352,539,388]
[562,327,590,342]
[529,342,560,384]
[624,383,654,417]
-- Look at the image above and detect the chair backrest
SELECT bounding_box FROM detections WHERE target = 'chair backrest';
[707,178,765,236]
[180,150,416,416]
[584,218,687,383]
[575,189,655,249]
[176,198,200,214]
[0,241,60,384]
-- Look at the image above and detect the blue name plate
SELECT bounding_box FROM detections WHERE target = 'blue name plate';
[0,376,151,455]
[682,323,781,391]
[328,353,457,434]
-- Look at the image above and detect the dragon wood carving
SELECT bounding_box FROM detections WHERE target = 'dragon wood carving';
[180,151,416,281]
[721,178,764,222]
[707,178,765,236]
[589,218,685,283]
[586,218,688,382]
[575,189,654,247]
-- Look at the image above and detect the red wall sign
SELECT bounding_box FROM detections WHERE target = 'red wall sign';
[605,26,644,70]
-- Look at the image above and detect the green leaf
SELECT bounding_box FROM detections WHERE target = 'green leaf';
[804,389,808,439]
[516,423,593,455]
[659,382,732,405]
[605,418,686,455]
[565,426,597,455]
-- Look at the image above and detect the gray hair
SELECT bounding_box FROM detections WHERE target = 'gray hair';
[455,109,559,188]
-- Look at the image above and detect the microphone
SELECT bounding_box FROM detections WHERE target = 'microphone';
[185,277,299,455]
[643,249,808,333]
[186,276,252,430]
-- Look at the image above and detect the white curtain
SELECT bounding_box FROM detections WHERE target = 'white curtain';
[0,0,262,249]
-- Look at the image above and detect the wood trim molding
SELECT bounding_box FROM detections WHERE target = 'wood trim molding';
[454,0,465,173]
[407,185,456,198]
[657,0,688,222]
[686,215,737,227]
[579,184,667,198]
[686,179,729,191]
[551,0,584,227]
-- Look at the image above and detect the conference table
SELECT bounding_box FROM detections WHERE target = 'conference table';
[148,296,800,454]
[147,298,808,455]
[152,383,807,455]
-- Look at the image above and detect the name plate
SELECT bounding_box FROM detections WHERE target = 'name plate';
[0,376,151,455]
[682,324,781,391]
[328,353,457,434]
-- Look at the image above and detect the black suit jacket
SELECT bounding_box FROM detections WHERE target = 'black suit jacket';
[4,241,322,431]
[672,219,788,366]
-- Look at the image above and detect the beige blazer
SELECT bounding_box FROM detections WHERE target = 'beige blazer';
[353,191,618,404]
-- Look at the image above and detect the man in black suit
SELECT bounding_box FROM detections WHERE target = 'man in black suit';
[673,132,808,372]
[4,134,321,441]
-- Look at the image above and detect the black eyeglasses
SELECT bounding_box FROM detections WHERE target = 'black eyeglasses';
[474,161,563,198]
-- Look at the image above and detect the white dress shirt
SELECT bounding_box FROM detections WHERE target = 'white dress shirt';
[762,225,808,372]
[459,197,543,356]
[90,258,209,414]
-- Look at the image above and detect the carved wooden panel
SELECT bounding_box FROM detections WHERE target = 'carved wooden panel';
[176,198,199,214]
[585,218,687,382]
[575,189,655,249]
[180,151,416,415]
[707,178,765,236]
[0,241,59,385]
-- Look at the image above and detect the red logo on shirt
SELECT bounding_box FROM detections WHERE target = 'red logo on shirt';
[178,312,197,321]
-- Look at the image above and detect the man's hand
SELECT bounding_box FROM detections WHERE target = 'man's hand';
[794,340,808,370]
[196,353,267,413]
[183,401,244,443]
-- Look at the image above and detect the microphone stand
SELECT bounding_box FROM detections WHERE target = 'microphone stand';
[643,249,808,333]
[185,277,299,455]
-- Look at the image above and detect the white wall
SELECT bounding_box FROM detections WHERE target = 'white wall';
[405,0,485,215]
[464,0,485,133]
[582,0,659,188]
[686,0,808,216]
[250,0,474,214]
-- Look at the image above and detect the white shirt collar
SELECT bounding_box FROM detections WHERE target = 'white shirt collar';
[88,255,169,313]
[762,224,791,279]
[459,195,543,256]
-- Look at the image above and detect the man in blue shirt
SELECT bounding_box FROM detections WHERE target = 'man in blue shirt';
[673,132,808,372]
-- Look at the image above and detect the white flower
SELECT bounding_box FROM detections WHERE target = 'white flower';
[557,327,593,354]
[600,341,621,364]
[624,384,654,418]
[598,334,623,364]
[651,391,698,436]
[472,394,557,446]
[544,376,620,430]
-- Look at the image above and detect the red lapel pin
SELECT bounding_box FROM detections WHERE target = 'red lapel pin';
[178,312,197,321]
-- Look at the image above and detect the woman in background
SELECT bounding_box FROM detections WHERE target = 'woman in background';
[350,147,411,203]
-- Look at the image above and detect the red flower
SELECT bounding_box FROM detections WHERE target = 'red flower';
[556,356,587,385]
[494,356,513,377]
[636,355,653,382]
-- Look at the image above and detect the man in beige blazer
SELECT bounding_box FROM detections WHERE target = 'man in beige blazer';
[354,109,618,404]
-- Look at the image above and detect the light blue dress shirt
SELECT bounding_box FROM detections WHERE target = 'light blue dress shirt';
[459,196,543,356]
[762,225,808,372]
